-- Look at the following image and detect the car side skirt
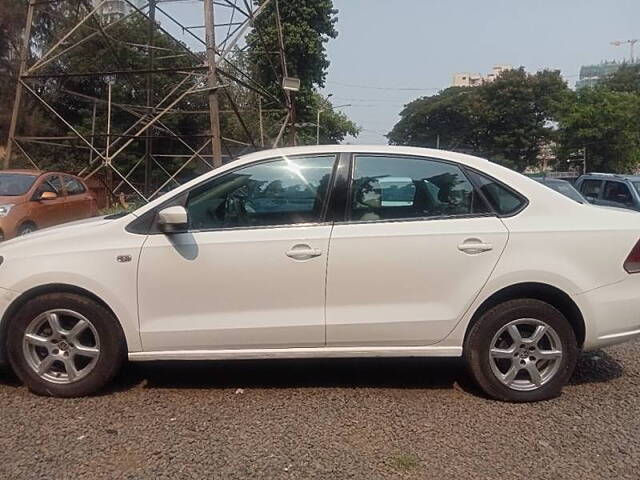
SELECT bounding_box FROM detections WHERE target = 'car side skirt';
[128,346,463,361]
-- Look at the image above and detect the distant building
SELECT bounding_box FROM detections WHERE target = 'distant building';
[575,60,634,89]
[452,65,513,87]
[94,0,146,24]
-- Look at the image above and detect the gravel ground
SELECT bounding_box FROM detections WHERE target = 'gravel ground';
[0,341,639,480]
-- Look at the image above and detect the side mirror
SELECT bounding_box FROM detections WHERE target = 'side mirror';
[158,206,188,233]
[585,195,597,204]
[38,191,58,201]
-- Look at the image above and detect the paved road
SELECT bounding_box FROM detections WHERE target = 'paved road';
[1,341,639,479]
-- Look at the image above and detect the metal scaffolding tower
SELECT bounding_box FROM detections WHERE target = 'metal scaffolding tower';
[4,0,294,204]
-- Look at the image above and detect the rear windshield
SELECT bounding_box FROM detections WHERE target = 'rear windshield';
[0,173,37,196]
[545,181,585,203]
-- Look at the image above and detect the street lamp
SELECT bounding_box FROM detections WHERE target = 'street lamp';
[316,94,352,145]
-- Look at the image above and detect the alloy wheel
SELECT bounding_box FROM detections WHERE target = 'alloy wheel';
[489,318,563,391]
[22,309,100,384]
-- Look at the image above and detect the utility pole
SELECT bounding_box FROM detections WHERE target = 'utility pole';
[258,97,265,148]
[106,76,115,208]
[5,0,35,169]
[274,0,295,146]
[316,94,332,145]
[204,0,223,167]
[144,0,156,195]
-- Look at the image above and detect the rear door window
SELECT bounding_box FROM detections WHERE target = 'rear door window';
[64,176,86,195]
[349,155,490,222]
[464,170,526,215]
[603,181,633,206]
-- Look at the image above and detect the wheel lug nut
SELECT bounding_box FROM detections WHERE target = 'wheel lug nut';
[52,349,59,354]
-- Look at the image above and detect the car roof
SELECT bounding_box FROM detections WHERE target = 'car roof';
[1,169,42,175]
[0,169,83,180]
[580,173,640,181]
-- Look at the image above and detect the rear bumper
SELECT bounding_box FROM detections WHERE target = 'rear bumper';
[576,275,640,350]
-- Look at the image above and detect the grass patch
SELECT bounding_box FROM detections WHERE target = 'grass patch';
[389,452,420,472]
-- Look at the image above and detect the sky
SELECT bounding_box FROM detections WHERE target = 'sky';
[161,0,640,144]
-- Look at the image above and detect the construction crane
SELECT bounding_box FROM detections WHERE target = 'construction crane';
[611,39,639,63]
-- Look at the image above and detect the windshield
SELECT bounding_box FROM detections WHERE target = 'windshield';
[633,182,640,197]
[546,181,585,203]
[0,173,37,196]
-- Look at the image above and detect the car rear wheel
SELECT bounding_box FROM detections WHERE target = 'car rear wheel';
[7,293,126,397]
[464,299,578,402]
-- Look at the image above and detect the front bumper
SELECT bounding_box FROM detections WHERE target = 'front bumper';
[0,287,20,365]
[576,275,640,351]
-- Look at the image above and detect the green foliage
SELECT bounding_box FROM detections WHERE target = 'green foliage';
[389,68,570,172]
[557,87,640,173]
[601,64,640,94]
[247,0,358,143]
[297,92,359,145]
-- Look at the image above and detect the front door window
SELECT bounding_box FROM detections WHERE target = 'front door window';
[186,155,336,230]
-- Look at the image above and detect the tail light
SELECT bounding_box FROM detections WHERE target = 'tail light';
[624,239,640,273]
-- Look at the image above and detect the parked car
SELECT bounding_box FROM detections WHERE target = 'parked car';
[0,170,97,240]
[1,146,640,402]
[531,177,586,203]
[575,173,640,211]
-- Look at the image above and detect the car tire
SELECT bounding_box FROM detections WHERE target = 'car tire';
[6,293,126,397]
[17,222,37,236]
[464,299,578,403]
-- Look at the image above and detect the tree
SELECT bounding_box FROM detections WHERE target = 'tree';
[0,0,58,147]
[388,68,570,172]
[601,63,640,95]
[247,0,358,144]
[557,87,640,173]
[387,86,477,150]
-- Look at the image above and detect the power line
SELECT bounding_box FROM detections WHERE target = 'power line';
[327,80,441,92]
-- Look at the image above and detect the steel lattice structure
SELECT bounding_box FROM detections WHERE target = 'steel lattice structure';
[4,0,294,204]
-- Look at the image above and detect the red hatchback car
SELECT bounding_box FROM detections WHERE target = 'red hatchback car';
[0,170,98,241]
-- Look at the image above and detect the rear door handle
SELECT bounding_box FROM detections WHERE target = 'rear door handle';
[286,244,323,260]
[458,241,493,254]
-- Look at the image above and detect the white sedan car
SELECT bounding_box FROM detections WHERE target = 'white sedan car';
[1,146,639,402]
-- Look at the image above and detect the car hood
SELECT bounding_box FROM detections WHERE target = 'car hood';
[0,195,26,205]
[0,215,114,248]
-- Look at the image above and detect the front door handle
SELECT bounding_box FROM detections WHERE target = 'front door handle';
[458,240,493,254]
[286,244,323,260]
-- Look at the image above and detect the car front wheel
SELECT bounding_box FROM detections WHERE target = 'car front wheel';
[464,299,578,402]
[7,293,126,397]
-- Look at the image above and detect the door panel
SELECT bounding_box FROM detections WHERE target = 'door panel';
[137,154,337,351]
[62,176,92,221]
[325,153,511,347]
[326,217,508,346]
[31,175,67,228]
[138,226,331,351]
